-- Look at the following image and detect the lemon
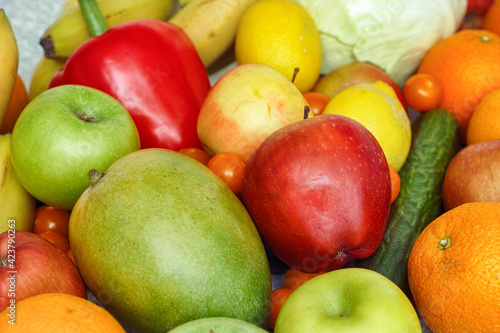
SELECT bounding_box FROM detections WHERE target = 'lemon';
[235,0,322,93]
[322,81,411,171]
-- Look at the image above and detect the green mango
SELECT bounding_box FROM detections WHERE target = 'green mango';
[69,148,271,332]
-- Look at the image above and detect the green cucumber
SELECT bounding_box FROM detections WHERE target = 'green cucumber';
[356,108,461,297]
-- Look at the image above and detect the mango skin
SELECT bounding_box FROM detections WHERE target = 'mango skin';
[69,148,271,332]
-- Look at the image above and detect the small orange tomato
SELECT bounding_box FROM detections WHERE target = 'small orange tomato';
[269,288,293,330]
[403,73,443,112]
[388,164,401,204]
[32,205,70,237]
[179,147,211,165]
[38,230,70,253]
[303,91,331,116]
[207,152,245,195]
[283,267,325,291]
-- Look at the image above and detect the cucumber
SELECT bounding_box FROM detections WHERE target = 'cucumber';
[356,108,461,297]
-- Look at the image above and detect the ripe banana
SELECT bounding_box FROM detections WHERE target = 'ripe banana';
[62,0,80,14]
[40,0,179,59]
[29,56,66,101]
[169,0,258,68]
[0,134,37,234]
[0,10,19,130]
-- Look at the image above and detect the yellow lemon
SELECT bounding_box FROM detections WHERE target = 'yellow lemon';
[235,0,322,93]
[323,81,411,171]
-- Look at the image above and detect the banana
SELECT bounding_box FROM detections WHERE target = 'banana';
[0,10,19,130]
[29,56,66,101]
[62,0,80,14]
[40,0,179,59]
[0,134,37,234]
[169,0,258,68]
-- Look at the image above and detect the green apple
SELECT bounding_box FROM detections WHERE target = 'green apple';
[11,84,140,211]
[169,317,269,332]
[275,267,421,333]
[69,148,271,332]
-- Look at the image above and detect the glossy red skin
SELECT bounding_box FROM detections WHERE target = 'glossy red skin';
[50,20,211,151]
[241,114,391,273]
[0,231,87,312]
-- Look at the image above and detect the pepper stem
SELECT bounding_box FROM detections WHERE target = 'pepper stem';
[78,0,109,37]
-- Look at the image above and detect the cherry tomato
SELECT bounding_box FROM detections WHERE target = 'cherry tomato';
[207,152,245,195]
[283,267,325,291]
[303,91,331,116]
[403,73,443,112]
[32,205,70,237]
[38,230,70,253]
[179,147,211,165]
[269,288,293,329]
[388,164,401,204]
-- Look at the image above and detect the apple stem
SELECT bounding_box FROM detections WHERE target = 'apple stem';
[0,258,6,268]
[304,106,310,119]
[80,113,95,122]
[437,236,451,250]
[88,169,103,184]
[292,67,300,83]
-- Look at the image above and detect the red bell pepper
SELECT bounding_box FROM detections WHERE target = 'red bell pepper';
[49,0,211,151]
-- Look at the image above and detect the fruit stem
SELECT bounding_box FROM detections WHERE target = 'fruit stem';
[88,169,103,184]
[0,258,6,268]
[304,106,310,119]
[292,67,300,83]
[78,0,109,37]
[80,113,95,122]
[437,236,451,250]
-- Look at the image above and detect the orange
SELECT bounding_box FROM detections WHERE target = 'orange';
[408,202,500,333]
[0,293,125,332]
[466,87,500,145]
[417,29,500,141]
[0,74,29,134]
[483,0,500,36]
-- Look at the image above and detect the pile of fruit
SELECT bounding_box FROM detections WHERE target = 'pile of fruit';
[1,0,500,332]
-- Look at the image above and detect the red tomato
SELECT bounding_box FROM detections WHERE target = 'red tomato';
[303,91,330,116]
[179,147,211,165]
[403,73,443,112]
[32,205,70,237]
[38,230,70,253]
[207,152,245,195]
[283,267,325,290]
[269,288,293,329]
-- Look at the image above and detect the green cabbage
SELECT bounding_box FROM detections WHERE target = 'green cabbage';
[293,0,467,86]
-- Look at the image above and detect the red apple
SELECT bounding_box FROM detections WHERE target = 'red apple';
[313,62,406,110]
[0,230,87,312]
[241,114,392,273]
[442,139,500,211]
